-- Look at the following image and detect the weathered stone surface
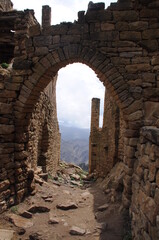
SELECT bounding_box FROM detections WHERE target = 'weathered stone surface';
[0,229,16,240]
[28,205,50,214]
[156,171,159,187]
[29,24,41,37]
[120,31,141,41]
[1,3,159,240]
[0,125,14,135]
[113,11,138,21]
[8,214,33,228]
[57,201,78,210]
[48,213,59,224]
[69,226,85,236]
[0,103,12,114]
[0,180,10,192]
[101,23,115,31]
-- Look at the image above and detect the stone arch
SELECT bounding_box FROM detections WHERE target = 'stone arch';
[14,45,135,122]
[13,45,138,210]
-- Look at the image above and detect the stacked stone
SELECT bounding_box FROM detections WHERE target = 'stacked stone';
[28,79,60,175]
[0,0,13,11]
[89,91,124,177]
[0,68,15,212]
[0,1,159,239]
[131,127,159,239]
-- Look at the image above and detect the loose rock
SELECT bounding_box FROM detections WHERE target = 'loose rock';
[0,229,16,240]
[8,214,33,228]
[28,205,50,214]
[69,226,86,236]
[56,201,78,210]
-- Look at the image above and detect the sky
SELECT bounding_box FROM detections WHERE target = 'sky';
[12,0,117,129]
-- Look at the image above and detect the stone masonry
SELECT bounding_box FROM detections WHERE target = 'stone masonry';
[0,0,159,239]
[89,90,124,176]
[27,76,61,174]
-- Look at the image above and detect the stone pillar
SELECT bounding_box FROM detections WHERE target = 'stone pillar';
[42,5,51,28]
[90,98,100,132]
[89,98,100,174]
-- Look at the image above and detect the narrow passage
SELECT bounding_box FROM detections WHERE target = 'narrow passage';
[0,162,129,240]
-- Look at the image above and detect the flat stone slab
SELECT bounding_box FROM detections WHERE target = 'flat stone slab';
[0,229,16,240]
[97,203,109,212]
[56,202,78,210]
[28,205,50,214]
[8,214,33,228]
[69,226,85,236]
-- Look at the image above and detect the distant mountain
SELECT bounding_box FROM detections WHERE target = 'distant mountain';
[59,125,89,166]
[59,125,89,141]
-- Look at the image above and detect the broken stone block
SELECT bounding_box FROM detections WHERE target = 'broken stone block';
[69,226,86,236]
[28,205,50,214]
[34,175,44,186]
[0,229,16,240]
[56,201,78,210]
[39,173,48,182]
[8,214,33,228]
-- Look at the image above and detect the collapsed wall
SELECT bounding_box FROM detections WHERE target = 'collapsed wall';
[0,1,61,211]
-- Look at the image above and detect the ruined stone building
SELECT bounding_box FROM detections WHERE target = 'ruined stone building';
[27,77,61,174]
[0,0,159,239]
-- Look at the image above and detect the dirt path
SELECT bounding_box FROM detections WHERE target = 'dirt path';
[0,165,128,240]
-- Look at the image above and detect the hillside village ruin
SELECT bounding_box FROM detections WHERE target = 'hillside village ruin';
[0,0,159,239]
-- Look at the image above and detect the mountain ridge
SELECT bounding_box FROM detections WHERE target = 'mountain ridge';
[59,125,89,166]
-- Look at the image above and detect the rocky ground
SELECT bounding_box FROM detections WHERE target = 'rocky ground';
[0,162,131,240]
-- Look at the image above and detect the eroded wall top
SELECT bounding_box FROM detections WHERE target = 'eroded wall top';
[0,0,13,11]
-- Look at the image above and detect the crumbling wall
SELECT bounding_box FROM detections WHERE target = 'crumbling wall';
[27,77,61,174]
[1,1,159,239]
[0,67,15,212]
[89,90,124,176]
[0,0,13,11]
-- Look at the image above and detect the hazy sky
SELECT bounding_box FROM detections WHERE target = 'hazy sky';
[12,0,117,129]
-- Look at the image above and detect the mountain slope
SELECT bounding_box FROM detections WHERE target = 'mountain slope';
[59,125,89,165]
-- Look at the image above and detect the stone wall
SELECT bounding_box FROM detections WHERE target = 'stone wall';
[131,127,159,240]
[0,0,13,11]
[27,76,61,174]
[89,90,124,176]
[1,0,159,239]
[0,67,16,212]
